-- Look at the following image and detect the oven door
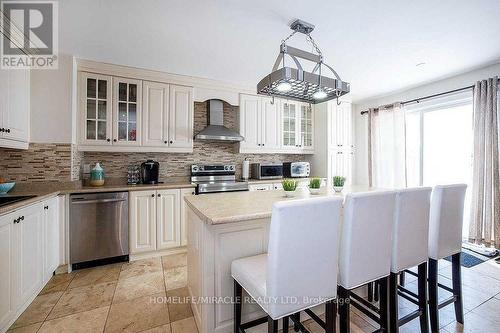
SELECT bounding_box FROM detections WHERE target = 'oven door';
[260,165,283,179]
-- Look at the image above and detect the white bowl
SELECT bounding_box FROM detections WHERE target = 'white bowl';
[333,186,344,193]
[309,188,321,195]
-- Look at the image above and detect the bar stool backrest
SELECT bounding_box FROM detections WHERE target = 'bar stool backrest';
[428,184,467,260]
[339,191,397,289]
[391,187,432,272]
[266,196,343,319]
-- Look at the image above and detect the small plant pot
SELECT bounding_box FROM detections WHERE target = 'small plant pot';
[309,188,321,195]
[333,186,344,193]
[284,190,296,198]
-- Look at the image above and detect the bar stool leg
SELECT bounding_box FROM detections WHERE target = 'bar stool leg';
[368,282,374,302]
[389,273,399,333]
[399,271,405,287]
[283,316,289,333]
[374,281,379,302]
[325,300,337,333]
[379,277,389,333]
[292,312,300,332]
[428,259,439,333]
[417,262,429,333]
[451,253,464,324]
[338,286,350,333]
[268,317,278,333]
[234,280,242,333]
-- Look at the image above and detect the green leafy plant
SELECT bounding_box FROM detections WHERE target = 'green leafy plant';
[309,177,321,189]
[282,179,298,191]
[333,176,346,187]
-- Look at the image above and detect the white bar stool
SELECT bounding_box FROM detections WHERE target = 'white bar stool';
[232,196,343,333]
[389,187,432,333]
[337,191,397,333]
[427,184,467,333]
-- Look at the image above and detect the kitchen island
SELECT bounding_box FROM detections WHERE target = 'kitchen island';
[184,186,375,333]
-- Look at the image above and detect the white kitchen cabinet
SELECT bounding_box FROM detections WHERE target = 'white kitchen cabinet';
[330,101,353,149]
[239,94,260,150]
[157,189,181,249]
[272,183,283,190]
[12,204,44,309]
[168,85,194,149]
[308,100,353,185]
[0,68,30,149]
[281,100,314,153]
[300,103,314,152]
[180,188,195,246]
[142,81,169,147]
[248,183,273,191]
[78,70,193,153]
[113,77,142,146]
[239,94,281,153]
[42,197,59,281]
[130,190,157,254]
[0,212,14,330]
[79,72,113,146]
[130,189,184,255]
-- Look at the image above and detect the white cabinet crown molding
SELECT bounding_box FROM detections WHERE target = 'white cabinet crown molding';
[75,58,254,105]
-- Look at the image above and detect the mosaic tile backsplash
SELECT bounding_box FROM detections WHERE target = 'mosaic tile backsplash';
[0,143,72,182]
[0,102,306,182]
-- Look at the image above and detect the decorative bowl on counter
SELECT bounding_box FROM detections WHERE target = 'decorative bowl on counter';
[0,182,15,194]
[332,176,346,193]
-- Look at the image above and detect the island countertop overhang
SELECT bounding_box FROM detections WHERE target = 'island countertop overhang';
[183,186,377,225]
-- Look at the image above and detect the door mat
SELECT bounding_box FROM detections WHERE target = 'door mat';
[444,250,495,268]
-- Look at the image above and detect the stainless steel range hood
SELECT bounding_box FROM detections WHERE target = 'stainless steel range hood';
[195,99,244,142]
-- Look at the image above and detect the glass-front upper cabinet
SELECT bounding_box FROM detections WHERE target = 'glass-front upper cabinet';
[80,72,112,145]
[113,78,142,146]
[281,101,297,148]
[300,104,314,150]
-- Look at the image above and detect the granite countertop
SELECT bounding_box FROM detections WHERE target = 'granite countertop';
[0,177,195,215]
[184,185,376,225]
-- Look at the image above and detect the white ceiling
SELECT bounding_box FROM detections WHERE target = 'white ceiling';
[60,0,500,102]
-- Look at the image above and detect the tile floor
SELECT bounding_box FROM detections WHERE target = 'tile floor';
[7,254,500,333]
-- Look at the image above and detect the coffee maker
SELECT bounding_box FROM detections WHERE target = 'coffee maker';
[141,160,160,184]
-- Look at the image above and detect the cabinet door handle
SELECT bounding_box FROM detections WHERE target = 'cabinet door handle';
[169,140,173,144]
[164,141,168,144]
[6,129,10,133]
[106,138,110,142]
[157,193,161,197]
[20,216,24,221]
[113,139,117,142]
[0,128,4,132]
[44,205,49,210]
[151,194,155,197]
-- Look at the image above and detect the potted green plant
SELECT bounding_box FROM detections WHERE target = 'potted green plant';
[309,177,322,195]
[332,176,346,192]
[282,179,298,197]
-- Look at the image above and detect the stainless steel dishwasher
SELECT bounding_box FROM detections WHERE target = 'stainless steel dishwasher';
[70,192,129,269]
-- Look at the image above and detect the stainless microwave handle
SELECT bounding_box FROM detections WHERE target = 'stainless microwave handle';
[72,198,126,205]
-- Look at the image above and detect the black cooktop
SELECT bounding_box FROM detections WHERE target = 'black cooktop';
[0,195,37,208]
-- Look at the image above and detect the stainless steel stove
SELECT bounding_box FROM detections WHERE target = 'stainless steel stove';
[191,164,249,194]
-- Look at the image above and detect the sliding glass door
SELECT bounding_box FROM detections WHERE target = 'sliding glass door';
[405,91,473,239]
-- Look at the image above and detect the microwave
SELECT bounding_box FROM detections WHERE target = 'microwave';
[250,163,283,180]
[283,162,310,178]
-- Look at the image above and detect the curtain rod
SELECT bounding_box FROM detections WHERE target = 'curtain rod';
[359,84,476,115]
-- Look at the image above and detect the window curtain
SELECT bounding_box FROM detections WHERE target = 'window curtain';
[469,77,500,248]
[368,103,407,188]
